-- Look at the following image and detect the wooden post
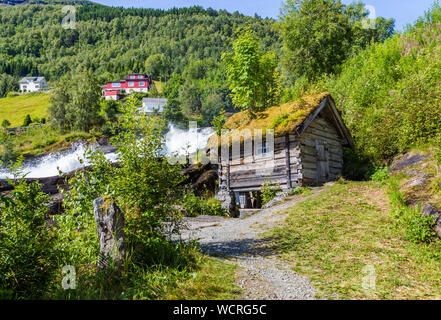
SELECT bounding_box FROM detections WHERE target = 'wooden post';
[226,162,231,191]
[285,134,292,189]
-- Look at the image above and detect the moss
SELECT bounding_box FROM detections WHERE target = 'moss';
[207,92,329,148]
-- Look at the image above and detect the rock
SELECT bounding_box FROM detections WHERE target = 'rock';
[422,203,441,239]
[193,170,218,196]
[262,191,289,209]
[406,173,429,188]
[215,189,239,218]
[390,153,431,173]
[93,197,126,271]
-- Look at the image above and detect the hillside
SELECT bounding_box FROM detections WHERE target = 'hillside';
[0,93,49,127]
[0,3,280,82]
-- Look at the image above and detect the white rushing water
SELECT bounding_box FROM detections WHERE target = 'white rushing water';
[0,124,213,179]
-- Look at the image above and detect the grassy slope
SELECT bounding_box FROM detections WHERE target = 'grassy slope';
[0,93,50,127]
[268,181,441,300]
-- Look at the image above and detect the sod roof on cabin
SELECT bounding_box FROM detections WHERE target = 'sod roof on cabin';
[207,92,330,149]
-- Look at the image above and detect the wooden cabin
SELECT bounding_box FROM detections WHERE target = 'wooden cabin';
[207,93,354,210]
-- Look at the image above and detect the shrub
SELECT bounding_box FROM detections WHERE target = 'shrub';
[370,166,389,182]
[23,114,32,127]
[405,208,436,244]
[182,191,227,217]
[290,186,306,196]
[260,180,280,206]
[0,164,57,299]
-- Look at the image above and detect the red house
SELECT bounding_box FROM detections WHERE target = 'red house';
[102,74,153,100]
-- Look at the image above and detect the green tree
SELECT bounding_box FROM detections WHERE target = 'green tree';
[23,114,32,127]
[1,119,10,130]
[278,0,394,82]
[49,70,102,132]
[145,54,165,80]
[222,27,280,116]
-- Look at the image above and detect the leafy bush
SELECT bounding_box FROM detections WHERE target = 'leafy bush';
[260,180,281,206]
[182,191,227,217]
[370,166,389,182]
[323,4,441,162]
[290,186,306,196]
[0,164,57,299]
[405,208,436,244]
[23,114,32,127]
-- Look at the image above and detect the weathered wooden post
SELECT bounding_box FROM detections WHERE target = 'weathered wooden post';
[93,196,126,271]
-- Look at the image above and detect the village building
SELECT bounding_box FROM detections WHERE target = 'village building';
[207,93,354,211]
[102,74,153,100]
[19,77,49,92]
[141,98,168,114]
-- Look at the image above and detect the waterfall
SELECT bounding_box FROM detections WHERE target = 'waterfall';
[0,124,213,179]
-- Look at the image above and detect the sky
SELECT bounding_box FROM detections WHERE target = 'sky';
[94,0,437,31]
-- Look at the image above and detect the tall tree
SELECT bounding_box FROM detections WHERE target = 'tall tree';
[222,27,280,116]
[278,0,395,82]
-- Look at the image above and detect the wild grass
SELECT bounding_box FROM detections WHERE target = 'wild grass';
[0,93,50,127]
[267,181,441,300]
[1,125,93,158]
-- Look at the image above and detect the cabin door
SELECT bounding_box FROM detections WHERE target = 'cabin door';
[315,140,330,183]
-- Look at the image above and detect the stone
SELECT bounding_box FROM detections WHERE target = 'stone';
[421,203,441,239]
[93,196,126,270]
[262,191,289,209]
[215,189,239,218]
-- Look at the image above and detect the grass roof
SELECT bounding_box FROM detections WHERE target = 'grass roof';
[207,92,329,148]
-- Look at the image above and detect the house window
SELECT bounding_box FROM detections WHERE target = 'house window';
[138,75,143,79]
[257,141,268,155]
[139,82,145,87]
[130,75,135,79]
[128,82,134,87]
[111,83,121,88]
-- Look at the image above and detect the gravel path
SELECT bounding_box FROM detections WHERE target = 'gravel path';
[178,187,328,300]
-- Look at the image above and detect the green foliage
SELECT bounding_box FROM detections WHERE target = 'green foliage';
[182,191,227,217]
[22,114,32,127]
[211,110,226,136]
[278,0,394,83]
[0,74,17,98]
[222,27,281,116]
[1,119,10,129]
[0,162,57,299]
[0,4,279,80]
[387,177,436,244]
[370,166,389,182]
[314,3,441,163]
[49,70,102,132]
[260,180,281,206]
[289,186,307,196]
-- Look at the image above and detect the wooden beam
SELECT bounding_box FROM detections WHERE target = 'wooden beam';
[285,133,292,189]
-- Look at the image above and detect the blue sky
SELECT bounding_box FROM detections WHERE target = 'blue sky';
[94,0,436,31]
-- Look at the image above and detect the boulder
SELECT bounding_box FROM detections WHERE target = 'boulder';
[193,170,218,196]
[215,189,239,218]
[93,197,126,271]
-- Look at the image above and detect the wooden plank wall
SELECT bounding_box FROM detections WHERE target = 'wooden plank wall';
[218,114,344,191]
[218,136,303,191]
[299,115,343,185]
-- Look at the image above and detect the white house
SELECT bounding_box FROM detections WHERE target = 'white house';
[141,98,167,114]
[19,77,49,93]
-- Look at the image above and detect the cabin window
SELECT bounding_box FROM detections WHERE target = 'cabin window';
[256,140,268,155]
[139,82,145,87]
[111,83,121,88]
[128,82,135,87]
[130,75,135,79]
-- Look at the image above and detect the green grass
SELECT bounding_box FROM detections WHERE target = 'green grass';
[267,181,441,300]
[1,125,93,158]
[163,257,241,300]
[0,93,50,128]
